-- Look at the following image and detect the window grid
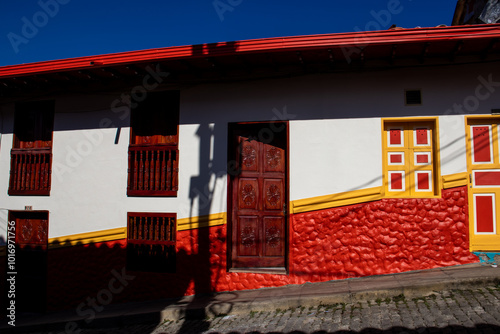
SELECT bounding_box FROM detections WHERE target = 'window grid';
[383,121,437,197]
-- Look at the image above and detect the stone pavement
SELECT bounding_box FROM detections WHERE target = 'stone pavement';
[18,283,500,333]
[153,285,500,333]
[3,263,500,333]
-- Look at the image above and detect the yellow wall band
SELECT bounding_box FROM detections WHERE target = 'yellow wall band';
[291,186,383,214]
[177,212,227,231]
[45,212,229,249]
[291,172,468,214]
[0,172,468,254]
[48,227,127,249]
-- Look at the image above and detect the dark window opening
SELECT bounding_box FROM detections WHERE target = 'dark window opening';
[127,91,180,196]
[126,212,176,273]
[405,89,422,106]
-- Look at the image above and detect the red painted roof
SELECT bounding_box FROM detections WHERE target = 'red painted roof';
[1,24,500,79]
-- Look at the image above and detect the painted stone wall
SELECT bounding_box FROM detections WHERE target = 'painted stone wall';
[290,186,478,281]
[44,186,478,311]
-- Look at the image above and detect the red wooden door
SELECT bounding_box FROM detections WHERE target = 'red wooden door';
[230,123,287,269]
[9,211,49,313]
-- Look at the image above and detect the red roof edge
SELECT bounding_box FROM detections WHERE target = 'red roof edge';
[1,24,500,78]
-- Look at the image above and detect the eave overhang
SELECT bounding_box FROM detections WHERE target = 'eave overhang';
[1,24,500,99]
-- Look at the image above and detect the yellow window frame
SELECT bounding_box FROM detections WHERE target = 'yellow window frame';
[465,116,500,251]
[382,117,441,198]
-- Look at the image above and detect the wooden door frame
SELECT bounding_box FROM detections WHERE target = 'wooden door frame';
[227,121,289,274]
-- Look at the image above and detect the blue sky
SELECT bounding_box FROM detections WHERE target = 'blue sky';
[0,0,458,67]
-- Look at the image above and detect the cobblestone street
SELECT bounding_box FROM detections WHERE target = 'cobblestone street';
[27,284,500,334]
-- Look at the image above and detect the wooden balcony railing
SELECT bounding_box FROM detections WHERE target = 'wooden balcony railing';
[127,213,176,273]
[127,214,176,246]
[9,149,52,196]
[127,145,178,196]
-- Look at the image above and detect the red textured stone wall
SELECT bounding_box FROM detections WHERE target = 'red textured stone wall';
[42,186,478,311]
[46,240,127,310]
[289,186,478,282]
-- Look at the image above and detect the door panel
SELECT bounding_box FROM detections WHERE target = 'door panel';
[473,194,496,234]
[263,179,284,211]
[238,179,259,209]
[8,211,49,313]
[467,119,500,250]
[230,123,287,269]
[263,216,285,257]
[237,216,259,256]
[471,125,493,163]
[241,139,259,171]
[263,144,285,172]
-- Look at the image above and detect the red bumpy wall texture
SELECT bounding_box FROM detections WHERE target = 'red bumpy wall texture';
[45,186,478,310]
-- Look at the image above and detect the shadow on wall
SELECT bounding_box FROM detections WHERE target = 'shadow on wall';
[0,121,226,329]
[177,120,225,333]
[0,236,228,326]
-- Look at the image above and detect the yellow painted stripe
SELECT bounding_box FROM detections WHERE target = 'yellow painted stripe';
[0,173,468,255]
[291,186,383,214]
[48,227,126,249]
[470,242,500,252]
[442,172,468,189]
[291,173,467,214]
[177,212,227,231]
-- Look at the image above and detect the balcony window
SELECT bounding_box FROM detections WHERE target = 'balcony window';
[127,91,179,196]
[9,101,54,196]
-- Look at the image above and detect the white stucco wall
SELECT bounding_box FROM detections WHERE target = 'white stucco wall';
[289,118,382,201]
[0,62,499,240]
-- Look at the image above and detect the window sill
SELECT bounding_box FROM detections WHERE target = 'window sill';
[228,267,287,275]
[127,190,177,197]
[9,190,50,196]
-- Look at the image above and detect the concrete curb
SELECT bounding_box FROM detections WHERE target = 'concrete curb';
[158,271,500,321]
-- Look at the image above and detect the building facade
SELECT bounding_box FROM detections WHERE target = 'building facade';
[1,24,500,313]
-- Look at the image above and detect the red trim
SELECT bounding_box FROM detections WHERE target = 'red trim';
[415,128,429,145]
[472,126,492,163]
[390,154,402,164]
[1,24,499,78]
[390,172,403,190]
[416,154,429,164]
[389,129,402,146]
[474,171,500,186]
[475,195,495,233]
[417,172,430,191]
